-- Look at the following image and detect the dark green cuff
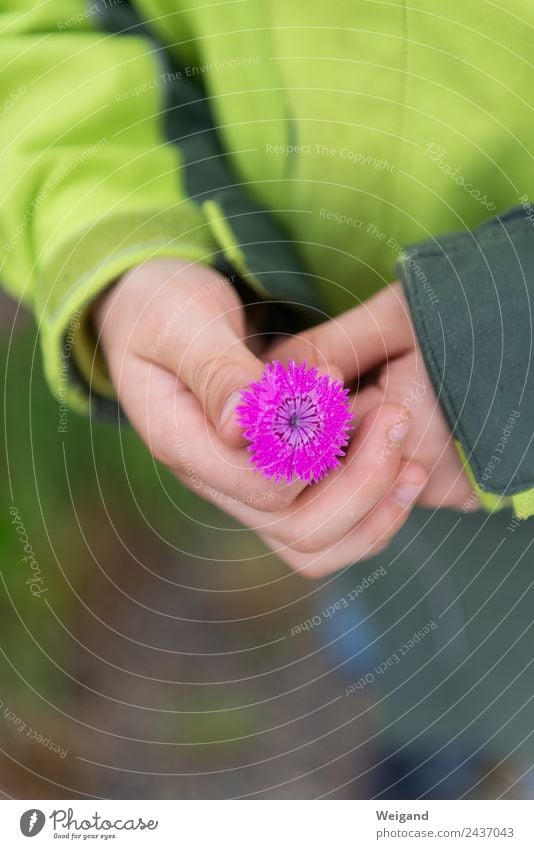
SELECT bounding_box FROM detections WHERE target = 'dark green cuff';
[397,205,534,497]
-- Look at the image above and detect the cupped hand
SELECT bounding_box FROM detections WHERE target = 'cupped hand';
[94,258,303,511]
[270,281,476,513]
[94,262,429,578]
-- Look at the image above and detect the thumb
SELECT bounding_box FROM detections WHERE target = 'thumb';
[172,323,265,447]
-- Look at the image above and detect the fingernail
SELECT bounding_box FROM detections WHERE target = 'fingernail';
[220,390,243,428]
[387,418,410,446]
[393,484,424,507]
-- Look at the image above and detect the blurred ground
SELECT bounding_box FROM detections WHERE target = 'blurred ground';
[0,294,375,799]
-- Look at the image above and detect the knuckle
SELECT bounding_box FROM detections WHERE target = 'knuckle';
[370,538,391,557]
[151,439,174,468]
[194,353,236,413]
[290,533,325,554]
[269,488,295,511]
[298,560,332,580]
[355,475,393,512]
[277,548,310,573]
[263,525,294,547]
[252,493,285,513]
[352,537,387,563]
[272,546,332,579]
[252,485,294,513]
[229,485,278,511]
[146,424,178,470]
[277,551,298,571]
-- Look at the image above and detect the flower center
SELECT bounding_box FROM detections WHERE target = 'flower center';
[274,394,322,447]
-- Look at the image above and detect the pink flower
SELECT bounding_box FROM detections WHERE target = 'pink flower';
[236,360,353,484]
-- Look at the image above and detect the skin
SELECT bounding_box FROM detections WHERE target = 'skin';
[94,259,475,579]
[270,281,477,514]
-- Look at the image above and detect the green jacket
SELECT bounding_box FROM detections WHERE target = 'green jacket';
[2,0,534,518]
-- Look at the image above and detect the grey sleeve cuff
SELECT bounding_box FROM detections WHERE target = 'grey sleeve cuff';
[396,204,534,496]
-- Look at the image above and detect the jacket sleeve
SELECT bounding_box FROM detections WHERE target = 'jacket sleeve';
[396,204,534,519]
[0,0,321,418]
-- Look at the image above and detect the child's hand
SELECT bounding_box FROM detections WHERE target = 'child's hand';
[270,282,477,513]
[94,260,428,578]
[94,258,307,511]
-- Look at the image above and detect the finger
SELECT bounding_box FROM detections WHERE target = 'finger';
[268,282,415,382]
[352,384,384,419]
[261,402,414,551]
[121,355,310,511]
[418,461,480,511]
[211,402,413,547]
[262,459,428,579]
[139,280,265,449]
[353,384,475,510]
[261,341,344,382]
[316,362,345,383]
[166,330,265,448]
